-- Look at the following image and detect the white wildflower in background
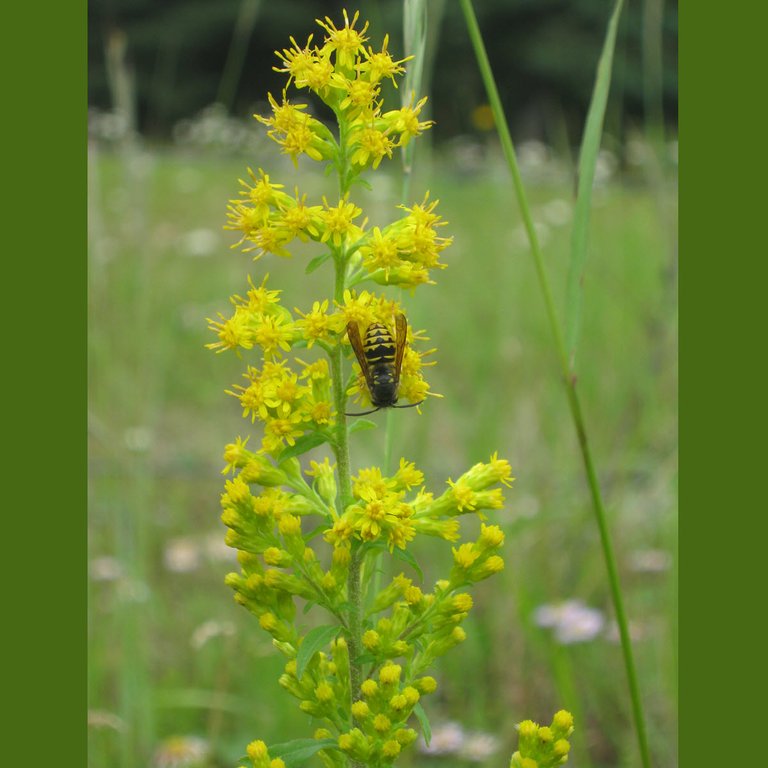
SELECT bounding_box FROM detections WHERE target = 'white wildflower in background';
[417,721,500,761]
[164,537,203,573]
[534,598,605,644]
[182,228,220,258]
[190,619,236,650]
[123,425,153,452]
[88,709,126,731]
[89,556,124,582]
[461,731,502,761]
[152,735,211,768]
[628,548,672,573]
[541,198,572,227]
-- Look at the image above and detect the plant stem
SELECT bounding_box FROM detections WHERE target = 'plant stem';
[330,252,363,767]
[346,543,364,699]
[458,2,651,767]
[331,265,353,509]
[330,131,364,766]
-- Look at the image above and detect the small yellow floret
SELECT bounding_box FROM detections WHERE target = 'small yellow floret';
[361,679,378,697]
[382,740,401,758]
[373,713,391,733]
[553,709,574,733]
[315,682,334,702]
[554,739,571,757]
[379,663,402,685]
[247,740,268,760]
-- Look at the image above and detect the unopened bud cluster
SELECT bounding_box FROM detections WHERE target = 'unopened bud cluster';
[510,711,575,768]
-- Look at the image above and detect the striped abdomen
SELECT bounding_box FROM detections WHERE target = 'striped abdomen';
[363,322,399,406]
[363,323,396,366]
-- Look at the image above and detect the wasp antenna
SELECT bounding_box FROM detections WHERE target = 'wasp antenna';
[391,401,424,410]
[344,407,382,417]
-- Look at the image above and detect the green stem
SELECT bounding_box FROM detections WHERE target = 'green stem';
[346,544,364,698]
[331,261,352,509]
[458,3,651,768]
[329,133,364,766]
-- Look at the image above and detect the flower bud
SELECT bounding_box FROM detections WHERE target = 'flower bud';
[240,456,289,487]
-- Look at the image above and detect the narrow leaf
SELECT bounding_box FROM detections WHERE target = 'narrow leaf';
[413,702,432,746]
[349,418,377,434]
[391,545,424,582]
[362,540,424,581]
[295,625,340,680]
[565,0,625,372]
[304,523,329,542]
[305,252,331,274]
[278,432,326,462]
[402,0,428,169]
[269,738,339,767]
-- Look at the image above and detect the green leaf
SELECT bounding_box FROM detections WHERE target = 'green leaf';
[304,523,329,542]
[269,738,339,768]
[296,625,340,680]
[352,176,372,191]
[565,0,625,373]
[305,252,332,274]
[413,702,432,746]
[278,432,327,463]
[391,546,424,582]
[349,418,377,434]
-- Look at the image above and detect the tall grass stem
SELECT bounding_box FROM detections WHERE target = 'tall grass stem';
[457,2,651,767]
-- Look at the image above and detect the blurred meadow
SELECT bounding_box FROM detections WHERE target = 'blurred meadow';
[88,3,677,768]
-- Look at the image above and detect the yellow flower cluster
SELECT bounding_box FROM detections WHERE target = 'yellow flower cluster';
[355,194,452,289]
[325,455,512,552]
[337,662,426,766]
[224,526,348,638]
[226,359,334,454]
[209,11,520,768]
[361,570,490,677]
[245,740,286,768]
[208,278,438,454]
[266,10,431,169]
[510,711,575,768]
[225,173,450,289]
[277,639,351,728]
[220,10,448,291]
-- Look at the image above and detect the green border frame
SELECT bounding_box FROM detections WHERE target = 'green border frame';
[4,1,86,763]
[681,2,765,766]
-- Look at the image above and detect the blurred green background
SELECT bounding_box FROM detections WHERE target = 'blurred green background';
[88,2,677,767]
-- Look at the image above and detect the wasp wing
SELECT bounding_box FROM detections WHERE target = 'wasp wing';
[393,313,408,388]
[346,321,374,392]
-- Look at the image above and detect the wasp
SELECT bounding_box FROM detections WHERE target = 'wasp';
[345,313,423,416]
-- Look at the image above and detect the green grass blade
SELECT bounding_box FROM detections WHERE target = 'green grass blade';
[565,0,625,372]
[402,0,427,108]
[458,2,652,768]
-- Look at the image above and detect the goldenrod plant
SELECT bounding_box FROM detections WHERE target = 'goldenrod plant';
[206,10,572,768]
[509,711,574,768]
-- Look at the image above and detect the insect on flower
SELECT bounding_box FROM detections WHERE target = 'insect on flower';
[346,313,422,416]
